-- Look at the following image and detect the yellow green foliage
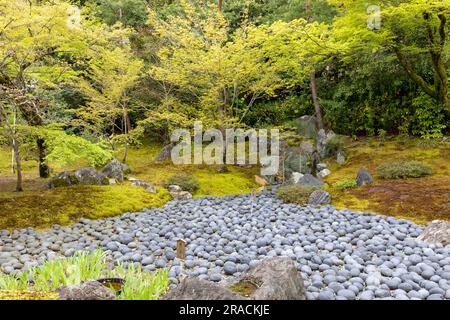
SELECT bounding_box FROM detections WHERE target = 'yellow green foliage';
[332,179,357,190]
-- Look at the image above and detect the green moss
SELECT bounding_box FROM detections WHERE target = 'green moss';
[228,280,259,297]
[0,185,171,230]
[332,178,357,190]
[325,138,450,224]
[194,167,259,197]
[0,143,259,230]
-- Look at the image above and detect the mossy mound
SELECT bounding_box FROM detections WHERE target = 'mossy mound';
[0,185,171,230]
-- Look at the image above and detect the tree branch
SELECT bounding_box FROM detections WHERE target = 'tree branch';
[393,47,437,99]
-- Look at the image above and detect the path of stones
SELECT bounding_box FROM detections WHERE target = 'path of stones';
[1,191,449,300]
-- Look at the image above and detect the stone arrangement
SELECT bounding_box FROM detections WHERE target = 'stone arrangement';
[1,190,449,300]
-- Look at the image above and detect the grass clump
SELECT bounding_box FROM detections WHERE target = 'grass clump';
[276,184,317,205]
[332,178,357,190]
[111,263,169,300]
[166,173,200,192]
[30,250,107,291]
[377,160,432,179]
[0,250,170,300]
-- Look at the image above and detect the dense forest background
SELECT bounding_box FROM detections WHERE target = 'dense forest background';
[0,0,449,192]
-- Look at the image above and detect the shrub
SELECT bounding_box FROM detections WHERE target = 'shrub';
[112,263,169,300]
[167,173,200,192]
[276,184,317,205]
[377,160,432,179]
[332,179,357,190]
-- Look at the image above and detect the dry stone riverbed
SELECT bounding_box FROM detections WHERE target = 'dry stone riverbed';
[1,191,450,300]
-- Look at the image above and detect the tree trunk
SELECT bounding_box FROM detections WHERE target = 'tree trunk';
[13,138,23,192]
[310,70,324,130]
[37,138,50,178]
[123,110,130,163]
[218,0,223,12]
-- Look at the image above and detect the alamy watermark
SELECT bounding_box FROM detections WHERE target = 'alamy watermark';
[367,5,381,30]
[170,122,280,176]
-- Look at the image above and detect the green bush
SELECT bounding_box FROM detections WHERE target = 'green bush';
[167,173,200,192]
[332,179,357,190]
[377,160,432,179]
[276,184,317,205]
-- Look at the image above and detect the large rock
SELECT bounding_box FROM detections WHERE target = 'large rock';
[129,178,156,193]
[58,281,117,300]
[239,257,306,300]
[155,143,175,161]
[168,185,193,200]
[417,220,450,246]
[283,147,314,181]
[162,277,242,300]
[317,169,331,179]
[296,173,325,188]
[163,257,306,300]
[102,159,130,181]
[336,150,346,165]
[308,189,331,206]
[47,168,109,189]
[316,129,338,158]
[294,115,317,139]
[356,168,373,186]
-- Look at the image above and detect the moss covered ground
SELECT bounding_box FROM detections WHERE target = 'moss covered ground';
[0,142,259,230]
[324,137,450,224]
[0,137,448,230]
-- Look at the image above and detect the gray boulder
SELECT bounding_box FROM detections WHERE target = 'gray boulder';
[308,189,331,206]
[417,220,450,246]
[294,115,317,139]
[168,185,192,200]
[162,277,242,300]
[155,143,175,161]
[283,147,314,181]
[296,173,325,188]
[239,257,306,300]
[356,168,373,186]
[47,168,109,189]
[337,151,346,165]
[129,178,156,193]
[316,129,342,159]
[102,159,130,181]
[163,257,306,300]
[58,281,117,300]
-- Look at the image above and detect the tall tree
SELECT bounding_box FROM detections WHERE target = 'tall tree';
[76,47,144,163]
[329,0,450,111]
